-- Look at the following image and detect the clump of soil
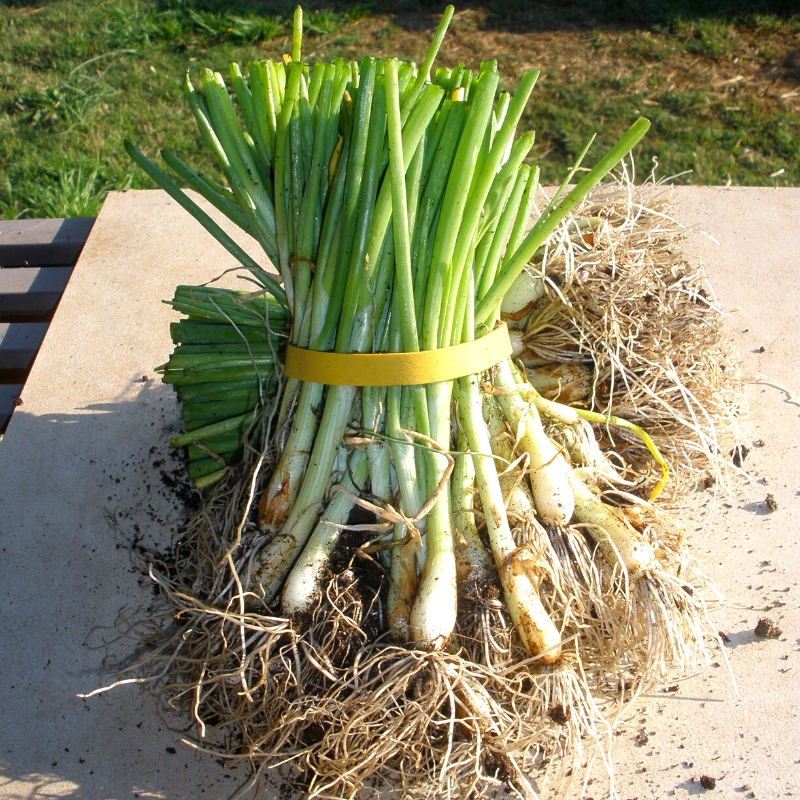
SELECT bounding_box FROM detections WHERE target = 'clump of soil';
[731,444,749,468]
[754,617,782,638]
[699,774,717,790]
[482,749,516,787]
[548,705,571,725]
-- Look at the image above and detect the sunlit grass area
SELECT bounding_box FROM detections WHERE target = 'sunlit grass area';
[1,0,798,218]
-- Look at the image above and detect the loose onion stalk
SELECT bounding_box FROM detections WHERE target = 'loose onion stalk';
[157,285,288,487]
[568,476,659,579]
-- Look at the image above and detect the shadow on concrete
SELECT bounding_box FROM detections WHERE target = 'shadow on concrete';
[721,628,759,649]
[0,383,237,800]
[675,777,718,795]
[742,499,775,516]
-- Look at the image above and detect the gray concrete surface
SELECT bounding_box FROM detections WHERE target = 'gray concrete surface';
[0,188,798,799]
[593,188,800,800]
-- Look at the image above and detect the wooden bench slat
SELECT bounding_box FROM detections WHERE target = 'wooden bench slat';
[0,383,23,432]
[0,266,73,315]
[0,218,95,267]
[0,322,49,370]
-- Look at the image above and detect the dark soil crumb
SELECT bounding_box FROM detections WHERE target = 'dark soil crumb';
[754,617,782,638]
[765,494,778,512]
[299,722,325,746]
[482,749,516,787]
[160,464,200,511]
[278,782,294,800]
[718,631,731,643]
[699,775,717,790]
[731,444,750,467]
[699,473,716,490]
[548,705,571,724]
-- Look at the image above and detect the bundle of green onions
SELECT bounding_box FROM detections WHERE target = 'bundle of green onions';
[125,7,728,796]
[156,284,288,487]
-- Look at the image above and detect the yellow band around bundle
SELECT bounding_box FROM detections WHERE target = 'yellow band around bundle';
[284,323,513,387]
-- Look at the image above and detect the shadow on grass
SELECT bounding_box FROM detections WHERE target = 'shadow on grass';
[120,0,800,32]
[6,0,793,31]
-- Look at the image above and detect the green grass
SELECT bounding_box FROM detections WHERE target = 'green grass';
[1,0,799,219]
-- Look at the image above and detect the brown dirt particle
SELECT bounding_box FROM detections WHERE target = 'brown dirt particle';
[700,775,717,790]
[731,444,749,467]
[765,493,778,512]
[754,617,782,638]
[482,749,516,787]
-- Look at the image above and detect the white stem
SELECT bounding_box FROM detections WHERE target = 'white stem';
[253,384,357,601]
[409,381,457,651]
[484,396,537,527]
[259,380,325,533]
[569,475,658,578]
[494,359,575,526]
[386,386,423,642]
[452,436,495,594]
[457,374,562,663]
[281,448,369,615]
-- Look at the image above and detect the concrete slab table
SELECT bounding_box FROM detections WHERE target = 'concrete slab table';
[0,188,798,799]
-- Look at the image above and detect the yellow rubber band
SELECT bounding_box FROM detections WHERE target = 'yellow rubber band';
[284,323,513,387]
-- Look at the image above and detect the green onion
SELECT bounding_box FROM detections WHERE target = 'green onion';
[130,5,654,661]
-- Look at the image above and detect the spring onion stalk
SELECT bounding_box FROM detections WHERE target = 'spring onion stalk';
[280,448,369,616]
[475,165,529,300]
[571,407,670,500]
[408,379,456,650]
[452,428,496,594]
[475,117,651,326]
[503,165,540,272]
[386,383,424,642]
[493,359,575,527]
[511,376,669,500]
[569,476,659,578]
[382,58,456,650]
[456,374,562,662]
[483,396,538,529]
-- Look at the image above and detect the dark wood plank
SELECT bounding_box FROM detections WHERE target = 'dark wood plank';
[0,322,49,381]
[0,218,94,267]
[0,383,23,432]
[0,267,73,319]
